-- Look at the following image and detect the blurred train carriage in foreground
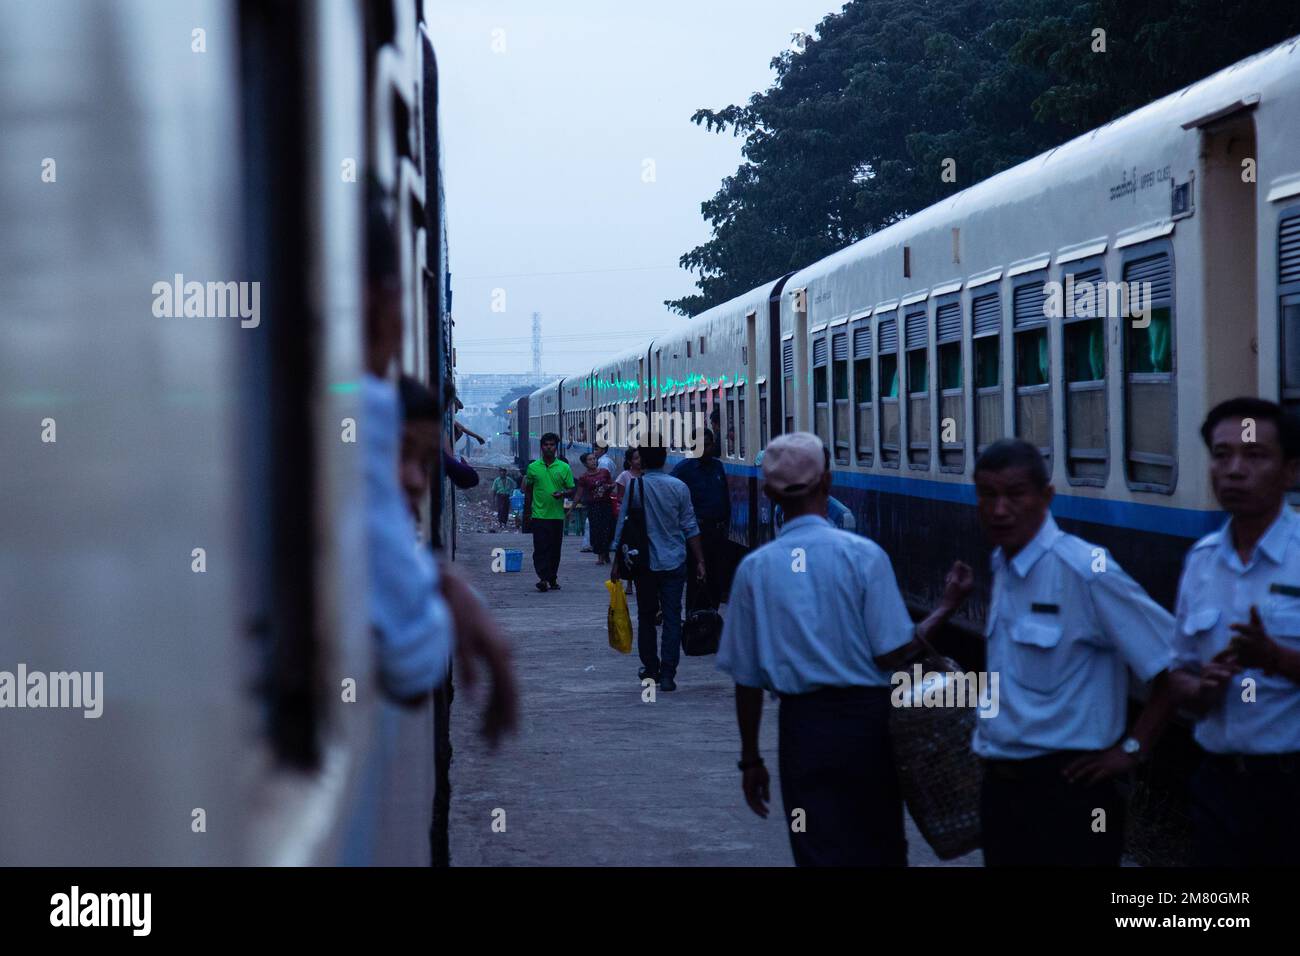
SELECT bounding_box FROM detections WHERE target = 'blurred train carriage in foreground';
[510,37,1300,862]
[1,0,453,864]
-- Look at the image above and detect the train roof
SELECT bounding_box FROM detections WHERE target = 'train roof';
[786,34,1300,294]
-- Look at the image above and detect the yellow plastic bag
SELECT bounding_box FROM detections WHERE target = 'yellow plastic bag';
[606,579,633,654]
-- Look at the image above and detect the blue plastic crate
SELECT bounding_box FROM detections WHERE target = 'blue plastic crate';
[503,549,523,573]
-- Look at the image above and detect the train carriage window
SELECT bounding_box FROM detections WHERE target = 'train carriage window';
[727,387,738,457]
[737,384,746,458]
[936,300,964,471]
[1063,264,1108,484]
[832,332,850,465]
[878,317,900,467]
[972,292,1003,454]
[853,324,873,465]
[1123,247,1175,490]
[905,308,930,469]
[813,336,830,449]
[1013,276,1052,465]
[1279,213,1300,425]
[782,338,795,434]
[696,388,708,452]
[759,382,769,450]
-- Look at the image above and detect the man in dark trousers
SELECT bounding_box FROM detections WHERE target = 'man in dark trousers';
[717,433,972,865]
[968,439,1184,866]
[1173,398,1300,865]
[522,432,574,592]
[610,441,705,692]
[671,427,732,609]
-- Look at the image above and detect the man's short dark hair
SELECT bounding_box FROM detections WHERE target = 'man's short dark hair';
[540,432,560,445]
[973,438,1050,489]
[399,375,441,423]
[1201,397,1300,460]
[638,444,668,470]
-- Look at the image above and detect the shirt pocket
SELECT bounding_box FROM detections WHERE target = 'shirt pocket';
[1008,617,1072,695]
[1262,601,1300,647]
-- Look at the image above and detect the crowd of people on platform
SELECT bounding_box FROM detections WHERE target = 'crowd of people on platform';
[366,191,1297,868]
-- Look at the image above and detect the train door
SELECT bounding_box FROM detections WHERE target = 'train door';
[1190,106,1258,401]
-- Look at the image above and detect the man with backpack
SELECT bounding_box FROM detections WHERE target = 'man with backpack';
[610,442,705,693]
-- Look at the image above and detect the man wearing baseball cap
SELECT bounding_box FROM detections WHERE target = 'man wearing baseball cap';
[717,433,969,865]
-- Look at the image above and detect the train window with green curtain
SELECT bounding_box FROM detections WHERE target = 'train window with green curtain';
[1063,263,1107,484]
[1123,247,1175,491]
[726,386,738,457]
[905,308,930,470]
[832,332,850,465]
[878,316,900,466]
[853,323,873,465]
[972,291,1003,454]
[936,299,964,471]
[737,384,746,459]
[1013,275,1052,465]
[812,336,830,450]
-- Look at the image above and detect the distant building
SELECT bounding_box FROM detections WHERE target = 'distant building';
[454,372,549,408]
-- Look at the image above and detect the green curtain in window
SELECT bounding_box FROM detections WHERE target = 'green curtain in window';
[1038,334,1049,382]
[1149,309,1171,373]
[888,368,899,397]
[941,356,962,389]
[1088,321,1104,380]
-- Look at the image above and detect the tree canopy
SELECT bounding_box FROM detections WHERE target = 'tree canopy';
[668,0,1300,316]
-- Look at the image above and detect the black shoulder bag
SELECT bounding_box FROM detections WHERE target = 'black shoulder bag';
[617,477,651,580]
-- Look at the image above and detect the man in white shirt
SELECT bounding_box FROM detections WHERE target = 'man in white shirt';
[969,439,1183,866]
[717,433,968,865]
[1173,397,1300,865]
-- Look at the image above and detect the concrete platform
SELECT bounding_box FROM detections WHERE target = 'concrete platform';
[448,528,981,866]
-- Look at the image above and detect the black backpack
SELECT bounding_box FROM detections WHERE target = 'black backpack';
[616,477,651,579]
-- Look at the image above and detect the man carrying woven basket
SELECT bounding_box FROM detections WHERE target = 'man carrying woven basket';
[716,433,971,866]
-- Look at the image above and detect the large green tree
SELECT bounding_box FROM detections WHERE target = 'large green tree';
[669,0,1300,316]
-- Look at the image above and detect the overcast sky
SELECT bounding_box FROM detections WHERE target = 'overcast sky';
[429,0,845,377]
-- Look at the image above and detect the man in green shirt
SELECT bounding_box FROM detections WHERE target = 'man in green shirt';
[492,468,517,528]
[523,432,575,592]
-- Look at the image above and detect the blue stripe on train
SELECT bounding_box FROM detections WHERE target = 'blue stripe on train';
[665,453,1223,540]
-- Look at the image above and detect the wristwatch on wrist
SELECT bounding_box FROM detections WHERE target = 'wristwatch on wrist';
[1120,736,1144,762]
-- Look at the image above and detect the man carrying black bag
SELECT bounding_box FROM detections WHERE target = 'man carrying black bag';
[610,442,705,693]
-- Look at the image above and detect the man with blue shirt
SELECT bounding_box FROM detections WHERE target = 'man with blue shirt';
[610,442,705,692]
[363,205,454,703]
[671,428,732,610]
[717,433,960,866]
[1173,398,1300,866]
[970,439,1183,866]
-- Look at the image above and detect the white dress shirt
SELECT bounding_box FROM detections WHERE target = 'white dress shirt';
[974,514,1175,759]
[364,374,452,699]
[1174,507,1300,754]
[716,515,914,694]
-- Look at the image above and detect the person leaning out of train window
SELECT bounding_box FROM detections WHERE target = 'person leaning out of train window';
[967,439,1183,867]
[362,201,455,704]
[440,382,480,490]
[1170,397,1300,866]
[398,375,519,745]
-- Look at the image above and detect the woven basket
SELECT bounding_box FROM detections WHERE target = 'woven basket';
[887,655,983,860]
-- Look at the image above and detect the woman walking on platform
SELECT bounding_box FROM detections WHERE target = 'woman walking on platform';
[575,453,615,564]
